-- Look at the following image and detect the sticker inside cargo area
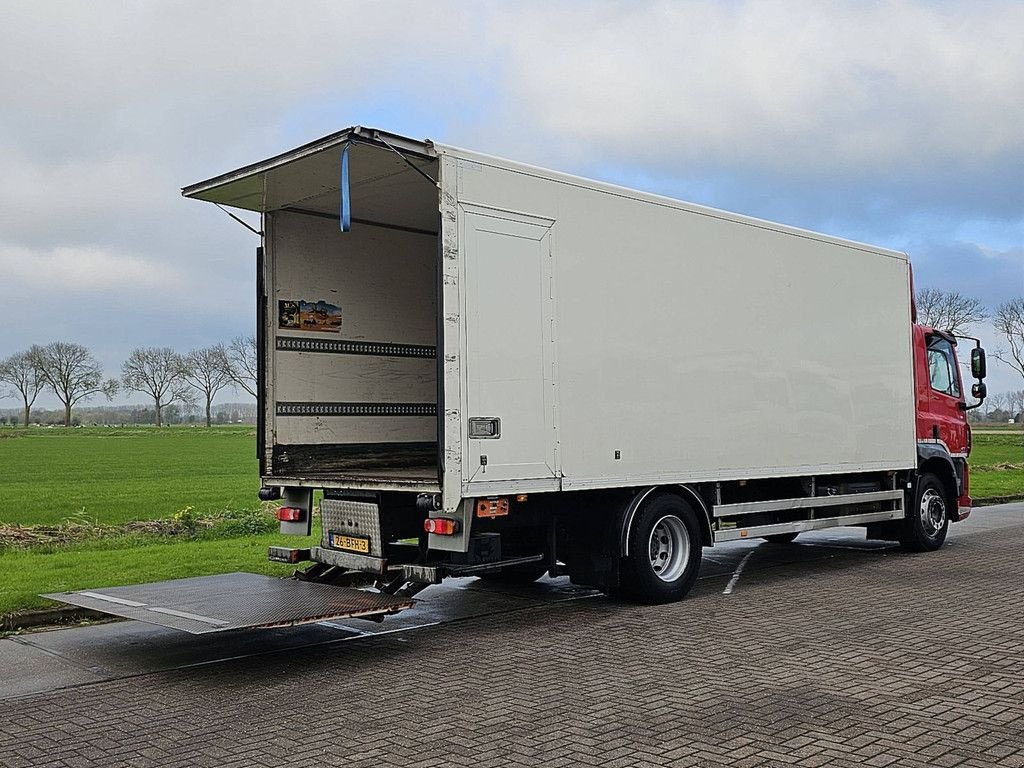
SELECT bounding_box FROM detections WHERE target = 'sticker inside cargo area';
[278,299,343,333]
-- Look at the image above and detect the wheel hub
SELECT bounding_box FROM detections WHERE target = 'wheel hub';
[648,514,691,582]
[919,488,946,537]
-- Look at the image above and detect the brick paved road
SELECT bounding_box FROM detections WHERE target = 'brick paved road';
[1,511,1023,767]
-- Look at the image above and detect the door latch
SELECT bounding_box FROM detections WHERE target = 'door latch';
[468,417,501,439]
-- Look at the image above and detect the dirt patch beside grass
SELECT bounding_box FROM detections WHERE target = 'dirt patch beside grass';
[0,506,283,551]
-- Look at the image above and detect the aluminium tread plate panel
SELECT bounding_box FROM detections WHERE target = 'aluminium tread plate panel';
[43,572,413,634]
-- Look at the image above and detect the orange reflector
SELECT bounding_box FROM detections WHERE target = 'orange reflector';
[476,497,510,518]
[740,530,748,538]
[277,506,303,522]
[424,517,459,535]
[515,494,529,502]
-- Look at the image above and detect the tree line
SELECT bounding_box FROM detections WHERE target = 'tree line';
[0,337,256,428]
[969,390,1024,424]
[0,402,258,428]
[915,289,1024,394]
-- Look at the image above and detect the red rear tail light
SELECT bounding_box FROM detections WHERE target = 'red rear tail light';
[424,517,460,535]
[277,506,304,522]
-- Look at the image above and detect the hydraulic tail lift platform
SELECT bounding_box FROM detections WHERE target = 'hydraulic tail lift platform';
[44,572,414,634]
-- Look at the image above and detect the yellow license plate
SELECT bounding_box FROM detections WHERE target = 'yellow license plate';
[331,533,370,554]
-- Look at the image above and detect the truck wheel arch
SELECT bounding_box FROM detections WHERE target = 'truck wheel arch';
[619,485,713,557]
[916,444,959,509]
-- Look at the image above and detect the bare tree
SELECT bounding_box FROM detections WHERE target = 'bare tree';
[915,288,986,334]
[985,392,1007,420]
[33,342,119,426]
[182,346,233,427]
[122,347,193,427]
[993,298,1024,382]
[219,335,257,398]
[0,350,46,426]
[1006,390,1024,421]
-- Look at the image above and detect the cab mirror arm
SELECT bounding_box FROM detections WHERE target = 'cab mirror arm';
[952,335,987,411]
[963,381,987,411]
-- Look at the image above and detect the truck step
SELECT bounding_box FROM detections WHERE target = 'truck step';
[43,572,414,634]
[713,508,904,542]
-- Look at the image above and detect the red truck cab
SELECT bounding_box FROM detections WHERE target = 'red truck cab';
[912,324,987,524]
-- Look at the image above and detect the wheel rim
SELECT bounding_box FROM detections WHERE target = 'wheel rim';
[919,488,946,537]
[648,514,691,582]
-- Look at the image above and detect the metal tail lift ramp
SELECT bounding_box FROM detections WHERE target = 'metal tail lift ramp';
[44,572,414,635]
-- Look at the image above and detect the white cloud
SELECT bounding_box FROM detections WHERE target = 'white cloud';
[481,1,1024,177]
[0,243,184,294]
[0,147,168,240]
[0,2,476,151]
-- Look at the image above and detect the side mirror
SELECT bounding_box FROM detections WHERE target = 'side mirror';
[971,347,987,379]
[972,382,987,400]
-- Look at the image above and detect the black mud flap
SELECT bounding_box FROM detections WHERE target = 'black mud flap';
[43,572,414,634]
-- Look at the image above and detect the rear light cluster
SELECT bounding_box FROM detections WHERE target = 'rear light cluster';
[424,517,460,535]
[267,546,311,564]
[276,506,304,522]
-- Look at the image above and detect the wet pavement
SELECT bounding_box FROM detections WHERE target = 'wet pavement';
[0,502,1022,767]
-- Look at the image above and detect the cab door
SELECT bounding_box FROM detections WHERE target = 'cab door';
[921,332,969,458]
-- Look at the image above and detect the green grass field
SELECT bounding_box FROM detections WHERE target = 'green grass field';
[0,423,1021,619]
[0,426,260,526]
[968,430,1024,498]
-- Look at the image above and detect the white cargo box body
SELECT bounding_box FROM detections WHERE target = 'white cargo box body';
[448,150,916,498]
[183,127,916,514]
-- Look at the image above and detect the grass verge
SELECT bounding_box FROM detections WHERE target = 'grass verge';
[0,520,322,616]
[970,431,1024,499]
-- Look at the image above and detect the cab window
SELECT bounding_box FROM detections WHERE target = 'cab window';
[927,336,961,398]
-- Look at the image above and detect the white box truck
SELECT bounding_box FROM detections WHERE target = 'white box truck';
[49,126,987,630]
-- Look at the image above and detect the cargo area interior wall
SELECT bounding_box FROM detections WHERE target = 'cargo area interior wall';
[267,210,438,480]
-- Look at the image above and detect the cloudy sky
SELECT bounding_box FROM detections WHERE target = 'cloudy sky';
[1,0,1022,408]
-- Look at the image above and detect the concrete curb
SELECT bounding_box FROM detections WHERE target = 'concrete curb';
[2,606,112,634]
[974,494,1024,507]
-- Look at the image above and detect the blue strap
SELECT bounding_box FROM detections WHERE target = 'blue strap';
[340,144,351,232]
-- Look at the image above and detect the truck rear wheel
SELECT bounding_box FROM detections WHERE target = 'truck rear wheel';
[619,494,702,604]
[900,472,949,552]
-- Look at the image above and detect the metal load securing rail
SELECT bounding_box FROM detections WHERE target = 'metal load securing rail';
[43,572,414,634]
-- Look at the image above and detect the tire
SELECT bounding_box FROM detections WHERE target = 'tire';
[619,493,703,604]
[478,563,548,584]
[764,532,799,544]
[900,472,950,552]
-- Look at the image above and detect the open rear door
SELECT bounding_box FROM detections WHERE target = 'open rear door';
[183,126,444,492]
[45,573,413,634]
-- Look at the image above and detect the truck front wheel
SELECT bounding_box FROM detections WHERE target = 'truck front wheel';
[619,494,703,603]
[900,472,949,552]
